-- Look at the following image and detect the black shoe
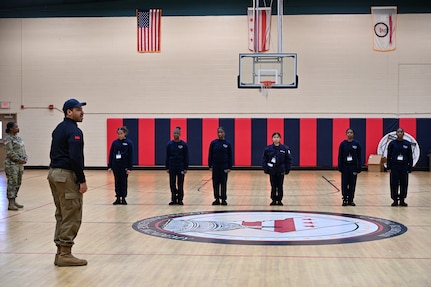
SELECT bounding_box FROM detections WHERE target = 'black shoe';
[342,200,348,206]
[348,202,356,206]
[113,198,121,205]
[212,200,220,205]
[169,201,177,205]
[178,201,184,205]
[121,198,127,205]
[277,201,283,206]
[270,200,277,206]
[400,200,408,207]
[221,200,228,206]
[391,200,398,206]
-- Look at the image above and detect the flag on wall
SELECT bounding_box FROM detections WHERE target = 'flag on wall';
[248,7,271,52]
[137,9,161,52]
[371,6,397,52]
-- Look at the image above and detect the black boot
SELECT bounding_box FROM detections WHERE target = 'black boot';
[113,197,121,205]
[399,199,408,207]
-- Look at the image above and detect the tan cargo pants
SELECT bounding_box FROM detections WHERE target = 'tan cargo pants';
[47,168,83,247]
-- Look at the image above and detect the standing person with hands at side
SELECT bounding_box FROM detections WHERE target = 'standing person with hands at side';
[108,126,133,205]
[47,98,88,267]
[4,122,28,211]
[262,132,292,206]
[165,127,189,205]
[387,128,413,207]
[208,127,233,206]
[337,128,362,206]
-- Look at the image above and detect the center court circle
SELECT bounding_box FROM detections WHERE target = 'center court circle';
[132,210,407,245]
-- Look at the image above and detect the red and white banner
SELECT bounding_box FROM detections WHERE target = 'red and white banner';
[248,7,272,52]
[137,9,161,52]
[371,6,397,52]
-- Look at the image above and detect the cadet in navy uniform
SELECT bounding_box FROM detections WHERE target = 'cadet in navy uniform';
[337,128,362,206]
[108,126,133,205]
[48,98,88,267]
[387,128,413,207]
[208,127,233,205]
[262,132,292,206]
[165,127,189,205]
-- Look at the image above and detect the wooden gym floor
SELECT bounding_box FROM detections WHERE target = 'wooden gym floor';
[0,169,430,287]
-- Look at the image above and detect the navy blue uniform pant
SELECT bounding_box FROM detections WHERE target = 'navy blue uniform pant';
[113,166,128,198]
[212,165,228,200]
[169,168,185,202]
[390,166,409,201]
[269,172,285,201]
[341,165,358,201]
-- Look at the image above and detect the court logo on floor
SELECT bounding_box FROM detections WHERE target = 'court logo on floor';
[132,210,407,245]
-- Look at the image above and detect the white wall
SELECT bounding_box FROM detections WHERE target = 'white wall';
[0,14,430,166]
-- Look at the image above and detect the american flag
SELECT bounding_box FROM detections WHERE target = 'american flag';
[137,9,161,52]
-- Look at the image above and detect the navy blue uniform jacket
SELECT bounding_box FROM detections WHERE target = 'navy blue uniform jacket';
[108,138,134,170]
[387,139,413,172]
[165,140,189,170]
[49,118,86,183]
[208,139,233,169]
[337,140,362,172]
[262,144,292,174]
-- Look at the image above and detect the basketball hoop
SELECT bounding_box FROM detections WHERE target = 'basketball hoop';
[260,81,275,97]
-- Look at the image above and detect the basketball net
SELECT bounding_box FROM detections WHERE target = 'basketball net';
[260,81,275,98]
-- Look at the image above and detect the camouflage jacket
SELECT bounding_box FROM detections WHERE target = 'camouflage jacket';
[4,134,28,164]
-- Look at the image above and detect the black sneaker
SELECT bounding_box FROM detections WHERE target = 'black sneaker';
[277,201,284,206]
[113,198,121,205]
[399,201,408,207]
[212,200,220,205]
[178,201,184,205]
[169,201,177,205]
[221,200,228,206]
[342,200,348,206]
[391,200,398,207]
[348,202,356,206]
[270,200,277,206]
[121,198,128,205]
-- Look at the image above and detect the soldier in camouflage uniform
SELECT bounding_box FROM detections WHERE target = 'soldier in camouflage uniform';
[4,122,28,211]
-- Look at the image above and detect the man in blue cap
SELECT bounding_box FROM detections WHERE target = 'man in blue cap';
[48,98,88,266]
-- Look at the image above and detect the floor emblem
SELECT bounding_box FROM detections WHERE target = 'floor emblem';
[132,210,407,245]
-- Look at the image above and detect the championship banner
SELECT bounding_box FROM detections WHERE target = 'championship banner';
[248,7,272,52]
[371,6,397,52]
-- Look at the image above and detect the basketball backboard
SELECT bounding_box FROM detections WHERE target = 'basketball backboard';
[238,53,298,88]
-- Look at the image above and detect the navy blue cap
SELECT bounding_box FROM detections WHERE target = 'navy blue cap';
[62,98,86,112]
